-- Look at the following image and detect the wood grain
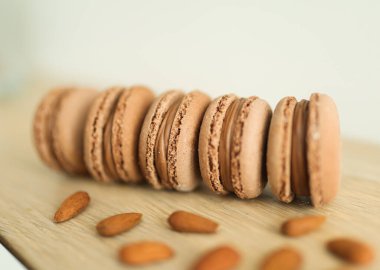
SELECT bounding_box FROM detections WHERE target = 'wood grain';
[0,85,379,270]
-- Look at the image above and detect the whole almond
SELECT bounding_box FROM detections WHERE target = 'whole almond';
[260,247,302,270]
[327,238,375,265]
[54,191,90,223]
[193,245,240,270]
[96,213,142,237]
[281,215,326,236]
[168,210,218,233]
[119,241,174,265]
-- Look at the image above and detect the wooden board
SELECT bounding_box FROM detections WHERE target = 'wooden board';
[1,85,379,270]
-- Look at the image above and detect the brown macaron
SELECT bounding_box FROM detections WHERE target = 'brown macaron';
[199,94,272,199]
[33,87,98,174]
[267,93,340,207]
[139,90,211,191]
[84,86,154,183]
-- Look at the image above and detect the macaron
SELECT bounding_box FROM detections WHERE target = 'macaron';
[84,86,154,183]
[267,93,340,207]
[33,87,98,174]
[199,94,272,199]
[139,90,211,191]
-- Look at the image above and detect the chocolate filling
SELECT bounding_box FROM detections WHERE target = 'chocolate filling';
[154,98,182,187]
[47,89,76,172]
[48,91,67,170]
[219,98,246,191]
[100,91,124,180]
[291,99,310,196]
[103,112,118,179]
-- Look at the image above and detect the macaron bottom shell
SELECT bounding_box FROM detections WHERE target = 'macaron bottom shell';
[139,90,185,190]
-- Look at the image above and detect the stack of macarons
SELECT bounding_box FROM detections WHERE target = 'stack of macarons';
[33,87,340,207]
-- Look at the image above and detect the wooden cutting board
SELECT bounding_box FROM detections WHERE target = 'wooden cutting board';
[1,86,379,270]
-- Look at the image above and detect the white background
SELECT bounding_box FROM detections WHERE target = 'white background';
[0,0,379,268]
[1,0,380,144]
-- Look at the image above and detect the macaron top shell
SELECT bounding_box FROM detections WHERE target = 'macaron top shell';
[33,88,68,171]
[199,94,238,195]
[139,90,185,189]
[307,93,340,207]
[167,91,211,191]
[52,88,98,174]
[111,86,155,183]
[267,96,297,203]
[84,87,123,182]
[231,97,272,199]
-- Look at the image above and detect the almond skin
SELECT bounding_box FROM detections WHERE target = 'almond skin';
[260,247,302,270]
[168,210,218,233]
[327,238,375,265]
[193,246,240,270]
[53,191,90,223]
[96,213,142,237]
[281,215,326,237]
[119,241,174,265]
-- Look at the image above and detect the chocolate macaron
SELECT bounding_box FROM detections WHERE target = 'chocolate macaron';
[139,90,211,191]
[84,86,154,183]
[267,93,340,207]
[33,87,98,174]
[199,94,272,199]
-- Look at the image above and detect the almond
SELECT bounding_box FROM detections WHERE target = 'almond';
[193,245,240,270]
[53,191,90,223]
[96,213,142,237]
[119,241,174,265]
[168,210,218,233]
[260,247,302,270]
[327,238,375,265]
[281,215,326,236]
